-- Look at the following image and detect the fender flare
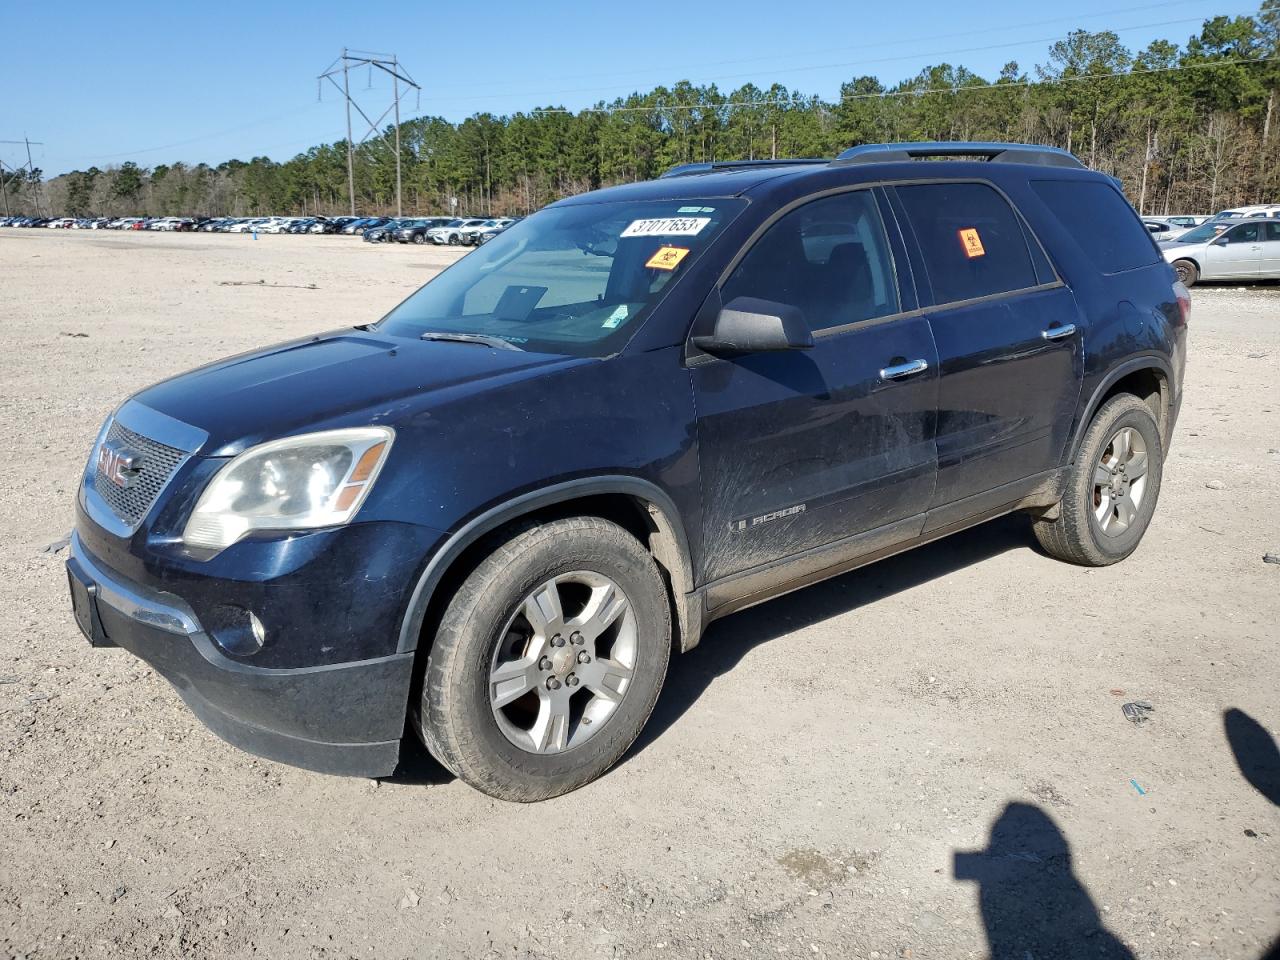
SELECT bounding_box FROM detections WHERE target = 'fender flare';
[396,475,697,654]
[1066,353,1175,463]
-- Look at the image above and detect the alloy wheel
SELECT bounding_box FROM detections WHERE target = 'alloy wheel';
[488,571,637,754]
[1092,426,1149,535]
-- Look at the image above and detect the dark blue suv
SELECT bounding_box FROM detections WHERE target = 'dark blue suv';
[67,142,1188,800]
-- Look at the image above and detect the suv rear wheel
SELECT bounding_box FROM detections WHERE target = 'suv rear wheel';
[1033,394,1164,566]
[418,517,671,801]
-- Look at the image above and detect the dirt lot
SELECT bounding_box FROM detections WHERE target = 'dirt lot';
[1,229,1277,960]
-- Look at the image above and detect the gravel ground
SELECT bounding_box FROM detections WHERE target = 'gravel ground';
[1,230,1277,960]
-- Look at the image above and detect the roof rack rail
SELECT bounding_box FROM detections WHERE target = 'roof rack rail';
[833,141,1084,169]
[659,158,829,179]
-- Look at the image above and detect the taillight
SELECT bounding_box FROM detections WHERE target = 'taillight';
[1173,280,1191,325]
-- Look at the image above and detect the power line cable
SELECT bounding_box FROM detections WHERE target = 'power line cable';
[435,13,1251,106]
[49,103,330,165]
[453,0,1239,91]
[531,54,1280,115]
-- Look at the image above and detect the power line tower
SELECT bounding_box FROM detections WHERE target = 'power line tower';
[317,49,420,217]
[0,137,46,216]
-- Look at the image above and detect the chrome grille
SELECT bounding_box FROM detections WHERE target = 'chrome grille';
[92,421,186,528]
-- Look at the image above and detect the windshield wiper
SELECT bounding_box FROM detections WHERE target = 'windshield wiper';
[419,331,523,351]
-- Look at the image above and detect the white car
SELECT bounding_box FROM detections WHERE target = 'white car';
[1206,203,1280,224]
[257,217,302,234]
[428,219,486,245]
[460,218,515,244]
[46,217,75,229]
[1161,217,1280,286]
[1142,218,1187,241]
[150,217,183,232]
[228,218,270,234]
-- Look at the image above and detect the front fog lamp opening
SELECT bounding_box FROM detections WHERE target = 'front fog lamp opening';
[210,605,268,656]
[182,427,394,551]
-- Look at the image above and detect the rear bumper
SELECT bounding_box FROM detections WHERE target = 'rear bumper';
[67,532,413,777]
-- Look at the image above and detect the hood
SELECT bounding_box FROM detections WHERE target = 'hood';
[133,329,577,455]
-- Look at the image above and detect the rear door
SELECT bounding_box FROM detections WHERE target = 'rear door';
[1261,222,1280,278]
[890,181,1083,513]
[1204,221,1265,278]
[692,188,938,585]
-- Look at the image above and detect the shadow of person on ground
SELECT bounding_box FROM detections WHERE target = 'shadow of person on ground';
[1223,709,1280,960]
[630,512,1034,758]
[1223,708,1280,806]
[955,802,1136,960]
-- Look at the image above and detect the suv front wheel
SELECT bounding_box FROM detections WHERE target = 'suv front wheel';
[418,516,671,801]
[1033,393,1164,566]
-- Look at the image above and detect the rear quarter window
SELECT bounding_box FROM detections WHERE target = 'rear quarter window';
[1031,179,1160,274]
[894,182,1041,304]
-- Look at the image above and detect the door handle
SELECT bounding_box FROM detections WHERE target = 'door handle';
[1041,323,1077,341]
[879,358,929,381]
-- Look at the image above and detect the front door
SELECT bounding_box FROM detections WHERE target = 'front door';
[1204,221,1265,278]
[692,189,938,589]
[891,181,1084,511]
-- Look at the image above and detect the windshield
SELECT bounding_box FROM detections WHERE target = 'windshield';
[1175,222,1229,243]
[379,197,745,357]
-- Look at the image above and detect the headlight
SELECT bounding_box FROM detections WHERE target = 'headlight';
[182,427,393,551]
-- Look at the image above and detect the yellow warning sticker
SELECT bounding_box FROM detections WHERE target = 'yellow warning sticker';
[958,227,985,258]
[645,245,691,271]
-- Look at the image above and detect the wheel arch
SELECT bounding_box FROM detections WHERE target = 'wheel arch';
[397,476,701,662]
[1068,356,1174,462]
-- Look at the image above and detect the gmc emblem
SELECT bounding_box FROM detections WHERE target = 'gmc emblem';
[97,439,142,489]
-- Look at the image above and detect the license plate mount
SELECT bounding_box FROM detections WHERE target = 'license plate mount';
[67,559,110,647]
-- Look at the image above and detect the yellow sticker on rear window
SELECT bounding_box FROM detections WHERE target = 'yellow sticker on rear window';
[645,246,690,271]
[958,227,985,258]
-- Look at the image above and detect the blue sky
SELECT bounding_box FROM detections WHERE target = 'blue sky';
[0,0,1253,176]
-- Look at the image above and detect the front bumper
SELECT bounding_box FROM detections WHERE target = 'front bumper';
[67,532,414,777]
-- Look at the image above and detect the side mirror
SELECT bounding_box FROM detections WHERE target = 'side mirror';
[692,296,814,354]
[1212,236,1229,246]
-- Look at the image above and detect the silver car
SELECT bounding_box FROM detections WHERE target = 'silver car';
[1161,217,1280,286]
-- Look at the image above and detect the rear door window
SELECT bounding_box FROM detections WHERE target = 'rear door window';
[1031,179,1160,274]
[1266,223,1280,242]
[894,182,1040,304]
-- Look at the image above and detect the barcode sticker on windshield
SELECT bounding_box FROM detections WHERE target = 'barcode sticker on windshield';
[621,217,711,238]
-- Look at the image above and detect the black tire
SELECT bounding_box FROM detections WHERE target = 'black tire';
[413,233,425,244]
[1033,394,1164,566]
[1172,259,1199,287]
[448,233,460,246]
[419,517,671,801]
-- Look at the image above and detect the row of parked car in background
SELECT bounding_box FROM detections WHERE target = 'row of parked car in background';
[6,202,1280,283]
[0,214,520,246]
[1140,203,1280,239]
